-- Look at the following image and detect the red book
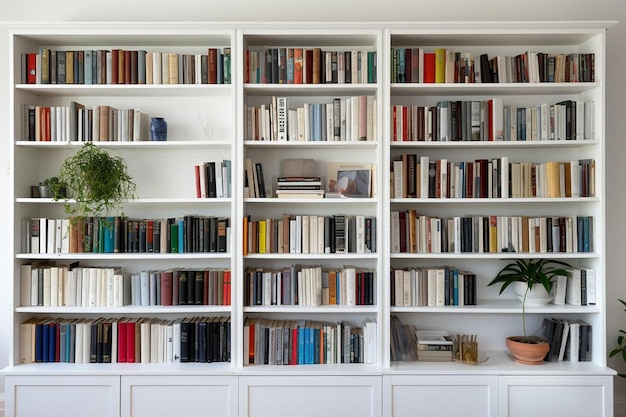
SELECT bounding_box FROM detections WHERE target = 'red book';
[146,220,154,252]
[161,270,173,306]
[27,53,37,84]
[248,321,255,364]
[203,270,209,305]
[294,48,303,84]
[305,49,314,84]
[55,323,61,362]
[223,270,231,305]
[126,321,135,363]
[117,321,127,362]
[124,50,132,84]
[423,52,436,83]
[208,48,218,84]
[291,327,298,365]
[195,165,201,198]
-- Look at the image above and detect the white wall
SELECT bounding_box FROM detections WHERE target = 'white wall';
[1,0,625,415]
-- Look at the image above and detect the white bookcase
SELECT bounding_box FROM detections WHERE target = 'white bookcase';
[4,21,616,417]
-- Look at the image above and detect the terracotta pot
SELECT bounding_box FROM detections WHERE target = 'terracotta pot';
[506,336,550,365]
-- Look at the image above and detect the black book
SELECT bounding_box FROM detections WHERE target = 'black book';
[153,220,161,253]
[178,270,188,305]
[138,220,146,253]
[255,163,267,198]
[102,322,112,363]
[180,319,190,362]
[198,320,207,363]
[217,218,228,252]
[209,217,218,252]
[195,270,204,305]
[186,269,196,305]
[205,162,217,198]
[334,214,346,253]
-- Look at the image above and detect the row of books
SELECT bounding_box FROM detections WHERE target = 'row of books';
[391,99,594,142]
[22,102,146,142]
[389,315,419,361]
[22,48,232,85]
[391,317,456,362]
[21,216,230,255]
[243,318,376,365]
[390,212,595,254]
[391,267,477,307]
[244,265,375,307]
[19,316,231,364]
[390,48,594,84]
[194,160,233,199]
[552,267,596,306]
[20,264,231,308]
[245,48,377,85]
[540,317,592,362]
[244,158,267,198]
[275,176,325,199]
[243,214,377,255]
[391,155,595,199]
[244,95,377,142]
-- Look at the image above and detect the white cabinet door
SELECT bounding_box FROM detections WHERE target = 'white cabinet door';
[6,375,120,417]
[121,375,238,417]
[499,375,614,417]
[240,375,382,417]
[383,375,498,417]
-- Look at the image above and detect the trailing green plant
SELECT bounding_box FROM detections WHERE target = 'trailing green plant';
[488,258,571,340]
[57,143,137,221]
[609,298,626,378]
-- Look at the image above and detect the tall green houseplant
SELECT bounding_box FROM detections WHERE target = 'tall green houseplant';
[57,143,137,220]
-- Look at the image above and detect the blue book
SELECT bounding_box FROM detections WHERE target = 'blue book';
[84,50,93,84]
[42,323,50,362]
[298,326,305,364]
[178,219,185,253]
[35,322,44,362]
[103,217,115,253]
[137,50,147,84]
[48,322,56,362]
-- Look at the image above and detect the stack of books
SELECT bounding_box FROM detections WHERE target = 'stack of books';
[415,330,454,362]
[275,176,325,198]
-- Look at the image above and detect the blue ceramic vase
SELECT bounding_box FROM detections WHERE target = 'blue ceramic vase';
[150,117,167,141]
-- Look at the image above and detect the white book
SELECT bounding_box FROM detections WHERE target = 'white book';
[140,270,150,306]
[566,268,582,306]
[39,217,47,254]
[551,274,568,306]
[345,266,356,306]
[172,318,182,362]
[49,266,59,307]
[42,266,51,306]
[568,320,580,362]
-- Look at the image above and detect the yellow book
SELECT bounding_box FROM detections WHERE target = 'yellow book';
[66,51,74,84]
[435,48,446,84]
[258,219,266,254]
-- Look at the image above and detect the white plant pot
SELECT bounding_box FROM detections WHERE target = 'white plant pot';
[513,281,553,306]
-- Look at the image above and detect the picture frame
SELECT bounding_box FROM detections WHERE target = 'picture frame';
[326,162,372,197]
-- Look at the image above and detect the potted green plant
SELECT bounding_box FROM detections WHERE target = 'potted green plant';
[488,258,571,364]
[609,298,626,377]
[56,143,137,220]
[38,176,68,199]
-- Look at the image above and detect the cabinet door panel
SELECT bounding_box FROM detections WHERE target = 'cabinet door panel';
[122,375,237,417]
[500,375,613,417]
[385,375,497,417]
[8,375,120,417]
[241,375,381,417]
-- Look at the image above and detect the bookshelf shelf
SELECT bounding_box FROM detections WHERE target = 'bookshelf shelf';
[5,21,615,417]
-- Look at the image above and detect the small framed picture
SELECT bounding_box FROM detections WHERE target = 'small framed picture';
[326,162,374,197]
[335,168,371,197]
